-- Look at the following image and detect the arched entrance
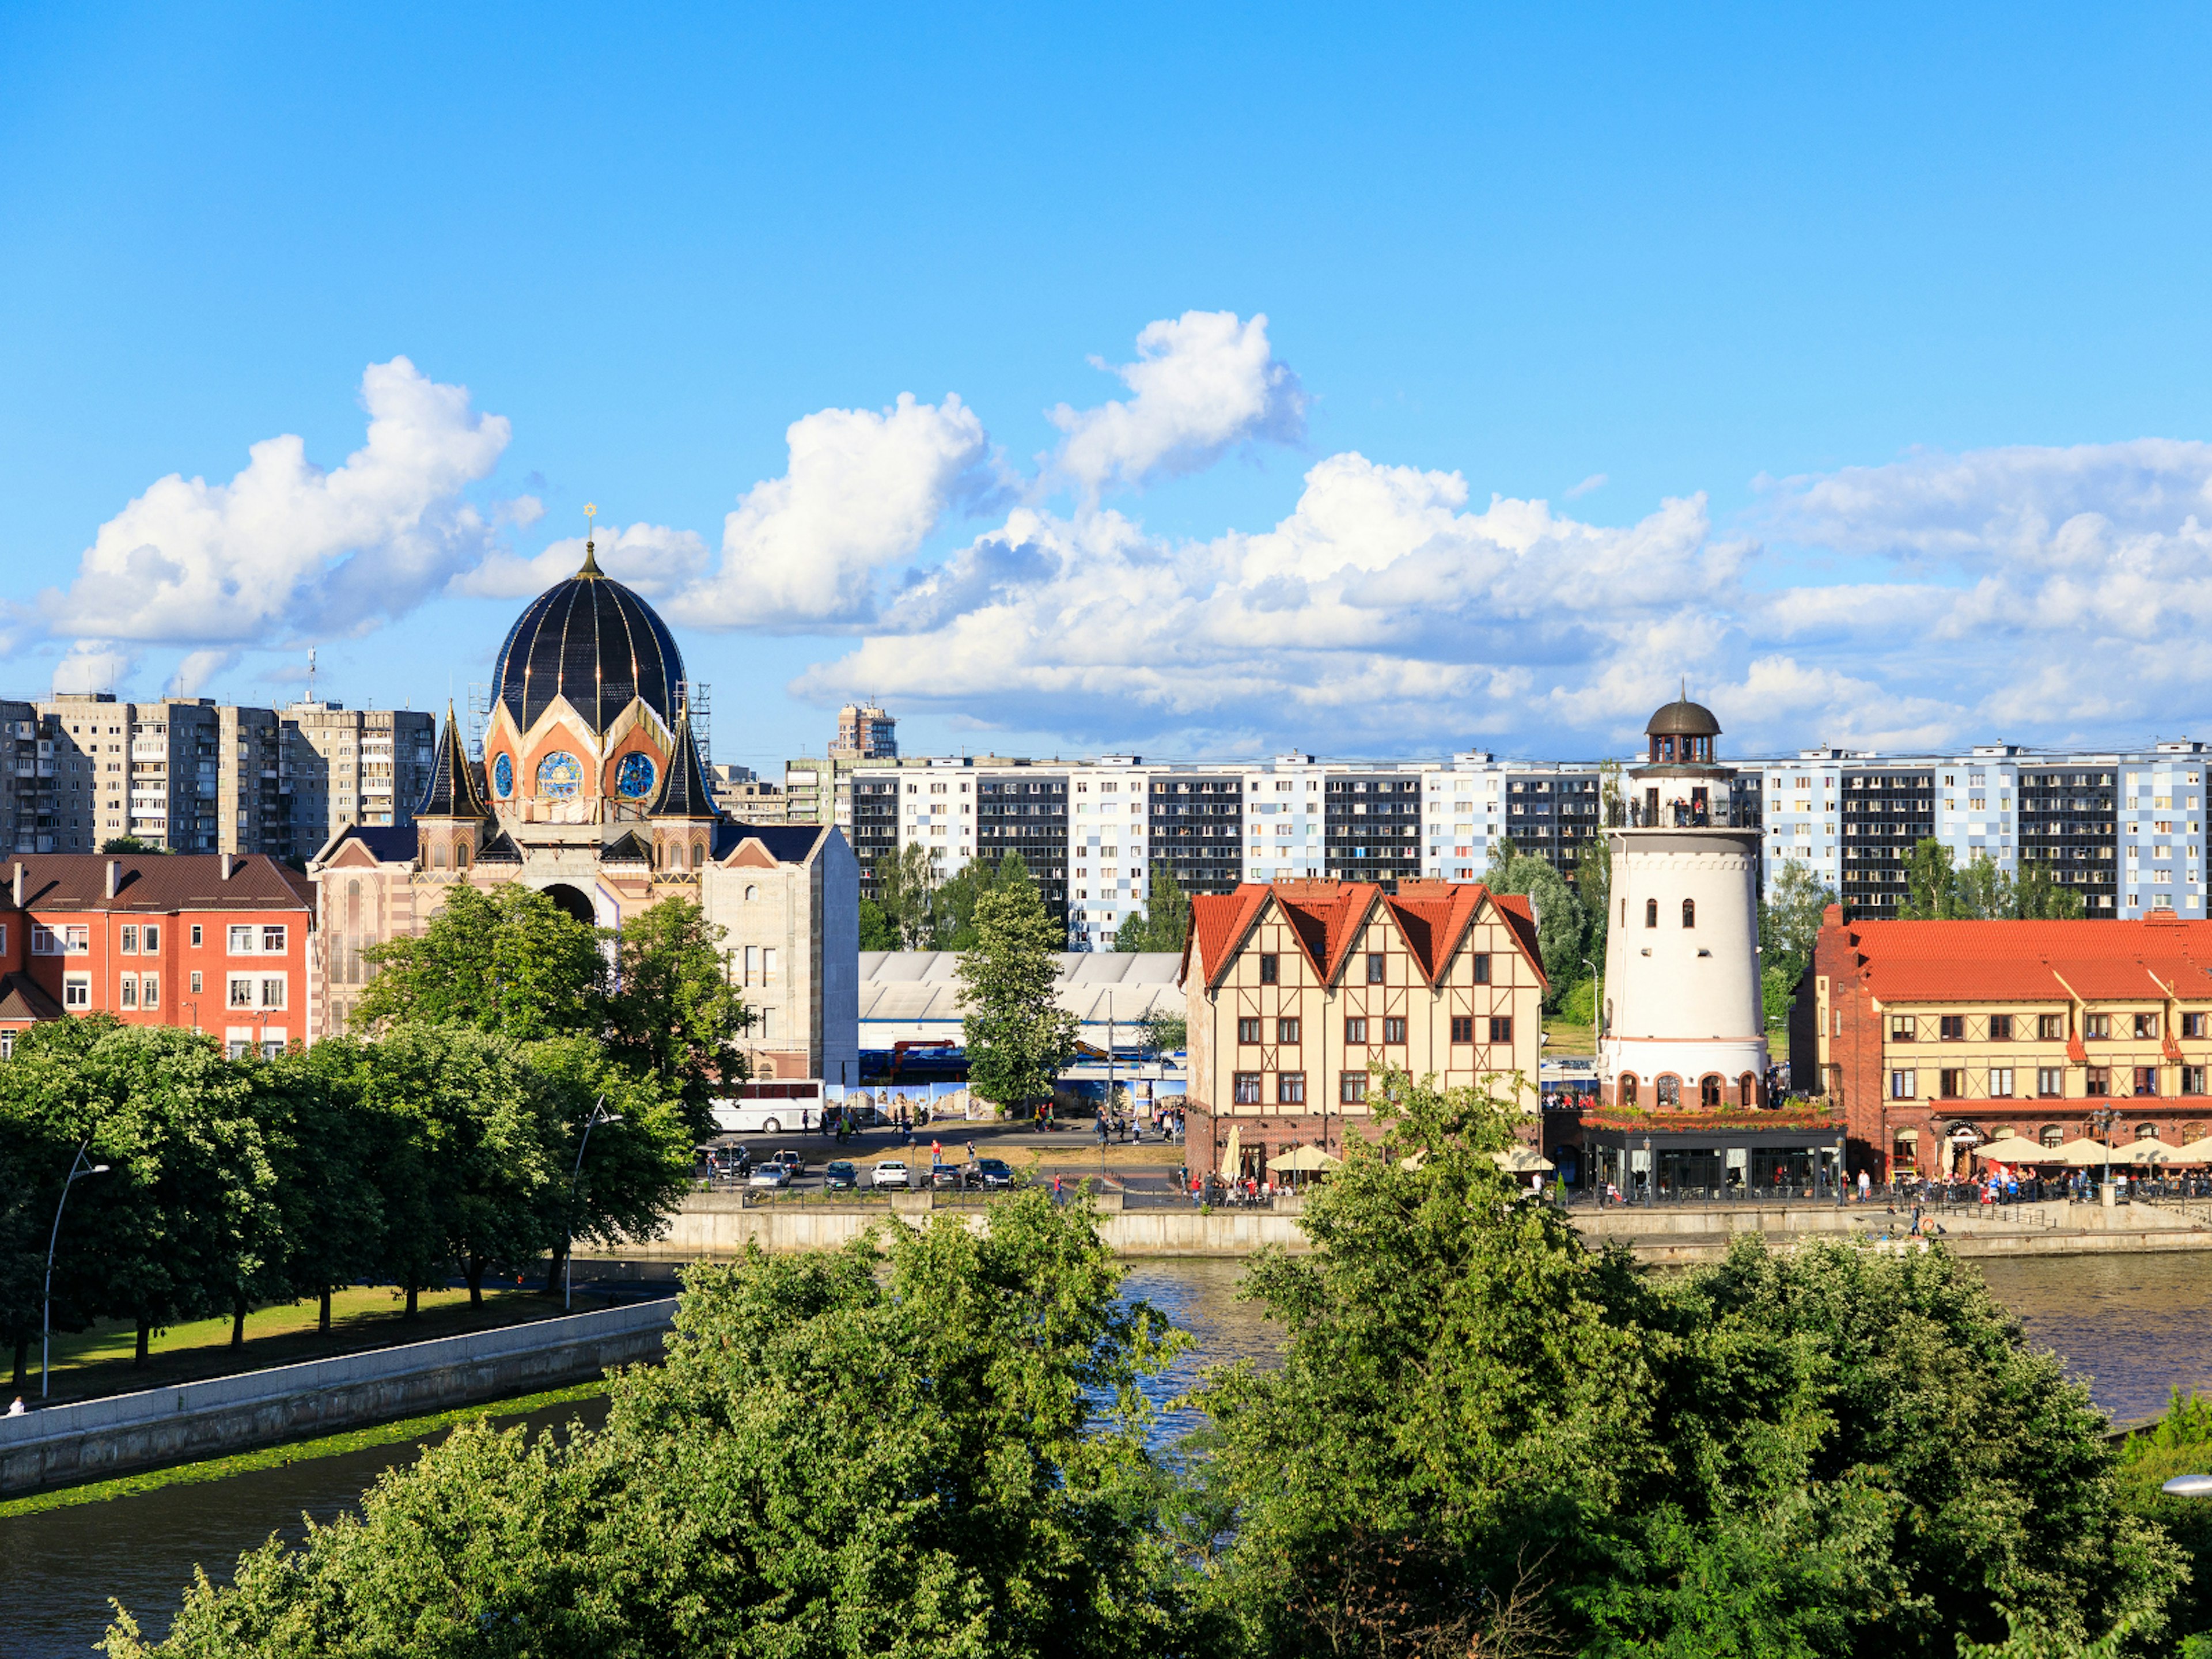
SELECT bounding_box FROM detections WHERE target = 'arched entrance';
[541,882,597,926]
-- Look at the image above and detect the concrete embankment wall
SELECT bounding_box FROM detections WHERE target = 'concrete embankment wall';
[0,1299,673,1498]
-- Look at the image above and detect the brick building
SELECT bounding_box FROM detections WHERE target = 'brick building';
[1180,879,1545,1180]
[0,852,314,1055]
[1797,906,2212,1182]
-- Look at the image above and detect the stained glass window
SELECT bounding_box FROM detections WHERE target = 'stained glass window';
[615,752,657,800]
[492,753,514,797]
[537,751,584,800]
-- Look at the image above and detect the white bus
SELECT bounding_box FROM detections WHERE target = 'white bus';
[709,1081,825,1136]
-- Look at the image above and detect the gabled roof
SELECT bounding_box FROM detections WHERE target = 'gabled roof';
[1828,912,2212,1005]
[602,830,653,864]
[415,705,490,821]
[649,702,717,821]
[1183,881,1545,991]
[711,821,828,865]
[320,825,420,868]
[0,971,66,1022]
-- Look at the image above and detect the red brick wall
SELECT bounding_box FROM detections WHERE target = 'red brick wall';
[3,904,309,1038]
[1808,913,1889,1171]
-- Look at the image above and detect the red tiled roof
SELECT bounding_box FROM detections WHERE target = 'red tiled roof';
[0,854,311,916]
[1831,915,2212,1005]
[1185,881,1546,990]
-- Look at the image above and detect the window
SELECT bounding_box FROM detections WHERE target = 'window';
[2042,1124,2066,1147]
[191,925,203,947]
[2135,1066,2160,1096]
[1939,1016,1965,1041]
[1233,1072,1262,1105]
[1450,1016,1474,1043]
[1471,953,1490,983]
[2187,1067,2207,1096]
[1990,1067,2015,1098]
[1257,953,1278,984]
[1888,1069,1918,1099]
[143,924,158,954]
[0,1032,12,1060]
[63,974,88,1008]
[2135,1013,2160,1040]
[1377,1016,1404,1045]
[1277,1017,1301,1044]
[32,926,88,955]
[1489,1016,1513,1043]
[2188,1013,2209,1040]
[1344,1016,1368,1044]
[120,925,138,954]
[1340,1071,1368,1104]
[1278,1072,1306,1105]
[1940,1068,1965,1097]
[190,970,202,994]
[1237,1017,1262,1045]
[1656,1074,1681,1108]
[228,925,255,953]
[1366,952,1385,984]
[261,977,286,1009]
[2038,1067,2065,1097]
[119,975,137,1008]
[1698,1074,1722,1108]
[2039,1014,2065,1040]
[2086,1066,2111,1096]
[1681,899,1696,928]
[1988,1014,2013,1041]
[228,975,254,1009]
[2085,1013,2111,1039]
[1645,899,1657,928]
[141,975,157,1010]
[1889,1015,1915,1043]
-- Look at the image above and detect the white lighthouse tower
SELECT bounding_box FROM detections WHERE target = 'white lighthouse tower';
[1599,694,1770,1111]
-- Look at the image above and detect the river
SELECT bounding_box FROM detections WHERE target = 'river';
[5,1255,2209,1658]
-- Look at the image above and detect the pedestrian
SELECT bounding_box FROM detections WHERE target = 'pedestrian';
[1857,1167,1872,1203]
[931,1138,942,1170]
[964,1138,976,1166]
[1052,1174,1065,1201]
[6,1396,24,1416]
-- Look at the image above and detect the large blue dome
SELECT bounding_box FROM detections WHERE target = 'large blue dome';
[491,549,687,736]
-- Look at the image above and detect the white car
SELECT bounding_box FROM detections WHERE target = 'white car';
[748,1162,792,1190]
[872,1160,912,1190]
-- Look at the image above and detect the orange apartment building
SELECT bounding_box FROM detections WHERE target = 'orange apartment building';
[0,853,313,1056]
[1181,879,1546,1180]
[1797,906,2212,1180]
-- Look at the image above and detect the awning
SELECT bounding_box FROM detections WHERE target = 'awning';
[1268,1145,1342,1173]
[1491,1145,1556,1173]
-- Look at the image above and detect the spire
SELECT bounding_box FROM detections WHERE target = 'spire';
[649,699,717,820]
[577,502,603,578]
[415,702,490,820]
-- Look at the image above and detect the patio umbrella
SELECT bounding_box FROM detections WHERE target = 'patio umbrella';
[1268,1145,1342,1172]
[1219,1124,1242,1181]
[1491,1145,1556,1173]
[2052,1138,2123,1167]
[1972,1135,2050,1164]
[2168,1137,2212,1164]
[2112,1137,2175,1165]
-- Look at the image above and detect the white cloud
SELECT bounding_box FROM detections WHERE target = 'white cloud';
[44,358,510,648]
[1565,472,1607,499]
[52,642,135,698]
[173,649,239,696]
[1048,310,1306,496]
[454,521,710,600]
[668,393,998,631]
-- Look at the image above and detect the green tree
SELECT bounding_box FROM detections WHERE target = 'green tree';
[0,1095,70,1389]
[871,843,940,949]
[928,849,1035,950]
[525,1035,696,1300]
[1135,1007,1187,1060]
[2016,857,2089,919]
[857,895,901,950]
[1900,841,2089,922]
[603,896,751,1137]
[99,835,165,855]
[353,882,608,1041]
[1113,860,1191,953]
[266,1046,385,1335]
[959,877,1078,1107]
[1487,842,1585,1012]
[1759,857,1836,1027]
[111,1192,1191,1659]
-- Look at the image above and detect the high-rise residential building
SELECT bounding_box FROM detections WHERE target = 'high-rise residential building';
[709,763,788,823]
[828,702,897,760]
[29,693,434,860]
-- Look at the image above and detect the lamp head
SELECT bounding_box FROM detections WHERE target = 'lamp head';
[89,1164,109,1175]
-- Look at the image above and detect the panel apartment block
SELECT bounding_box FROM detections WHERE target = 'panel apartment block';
[1149,771,1246,899]
[2118,748,2207,919]
[979,766,1069,926]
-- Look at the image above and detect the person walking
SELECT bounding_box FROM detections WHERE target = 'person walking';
[1857,1167,1872,1204]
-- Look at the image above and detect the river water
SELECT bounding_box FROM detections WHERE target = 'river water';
[5,1255,2207,1658]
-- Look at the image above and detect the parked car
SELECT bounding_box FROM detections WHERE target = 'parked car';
[772,1150,806,1177]
[748,1162,791,1190]
[930,1164,967,1190]
[824,1160,859,1191]
[971,1157,1016,1189]
[872,1160,912,1190]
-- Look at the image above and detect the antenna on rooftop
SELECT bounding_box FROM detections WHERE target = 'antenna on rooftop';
[307,647,317,706]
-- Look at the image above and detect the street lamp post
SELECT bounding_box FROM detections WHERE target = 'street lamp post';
[42,1141,110,1399]
[565,1097,622,1312]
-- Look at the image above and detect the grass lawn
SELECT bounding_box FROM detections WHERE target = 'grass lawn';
[22,1285,588,1406]
[1543,1016,1596,1055]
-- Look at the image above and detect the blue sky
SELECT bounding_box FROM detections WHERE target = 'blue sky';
[6,3,2212,769]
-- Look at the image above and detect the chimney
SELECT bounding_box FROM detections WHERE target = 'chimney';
[105,859,119,900]
[221,852,234,881]
[10,862,20,908]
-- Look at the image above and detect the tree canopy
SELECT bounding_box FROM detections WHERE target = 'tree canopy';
[1485,838,1586,1012]
[958,875,1078,1106]
[865,846,1046,953]
[1900,839,2088,921]
[1113,861,1191,953]
[601,896,751,1136]
[352,882,608,1041]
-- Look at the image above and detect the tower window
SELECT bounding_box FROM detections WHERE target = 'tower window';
[1681,899,1696,928]
[1645,898,1657,928]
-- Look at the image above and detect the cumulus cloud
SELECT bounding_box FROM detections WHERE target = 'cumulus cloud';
[52,642,135,697]
[44,358,510,648]
[668,393,999,631]
[454,520,711,600]
[1048,310,1305,495]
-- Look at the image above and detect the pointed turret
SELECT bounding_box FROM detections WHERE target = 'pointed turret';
[415,703,490,874]
[649,700,718,876]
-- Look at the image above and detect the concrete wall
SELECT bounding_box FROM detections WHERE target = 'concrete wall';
[0,1298,673,1498]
